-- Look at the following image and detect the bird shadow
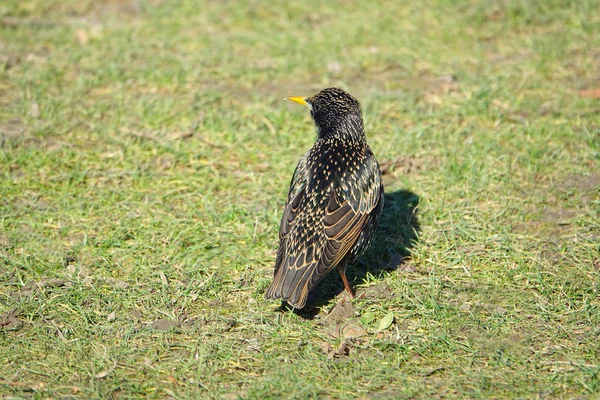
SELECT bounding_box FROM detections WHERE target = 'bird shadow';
[284,189,421,319]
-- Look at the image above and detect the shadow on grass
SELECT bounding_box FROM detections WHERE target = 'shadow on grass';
[283,189,420,318]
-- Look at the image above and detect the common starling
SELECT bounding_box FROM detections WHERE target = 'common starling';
[265,87,384,309]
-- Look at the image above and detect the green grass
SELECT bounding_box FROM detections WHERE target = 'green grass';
[1,0,599,398]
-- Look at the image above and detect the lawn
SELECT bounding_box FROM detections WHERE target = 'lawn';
[1,0,599,398]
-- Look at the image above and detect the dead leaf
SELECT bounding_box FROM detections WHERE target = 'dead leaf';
[322,298,357,323]
[94,370,110,379]
[399,263,417,273]
[65,256,79,271]
[0,118,26,139]
[327,61,342,73]
[476,301,508,315]
[151,319,179,331]
[486,10,504,21]
[96,277,129,289]
[361,283,394,301]
[245,338,260,352]
[579,88,600,99]
[107,311,116,322]
[25,53,46,64]
[89,87,113,96]
[341,323,367,339]
[94,361,116,379]
[327,340,349,360]
[0,234,9,248]
[0,308,23,331]
[75,29,89,45]
[322,322,367,341]
[318,341,333,354]
[29,103,40,118]
[22,278,67,293]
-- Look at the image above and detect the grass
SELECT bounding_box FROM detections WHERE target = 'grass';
[1,0,599,398]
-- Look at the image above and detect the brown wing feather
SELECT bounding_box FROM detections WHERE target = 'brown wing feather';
[265,184,379,309]
[322,190,370,267]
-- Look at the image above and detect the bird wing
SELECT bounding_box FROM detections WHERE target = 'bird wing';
[266,154,382,308]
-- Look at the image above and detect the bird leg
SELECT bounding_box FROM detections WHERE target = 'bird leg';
[337,267,355,299]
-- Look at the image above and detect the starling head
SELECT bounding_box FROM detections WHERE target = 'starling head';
[286,87,363,139]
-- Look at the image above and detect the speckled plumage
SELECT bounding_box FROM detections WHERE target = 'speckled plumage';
[265,88,384,309]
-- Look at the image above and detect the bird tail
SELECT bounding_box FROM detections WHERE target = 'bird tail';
[265,262,320,309]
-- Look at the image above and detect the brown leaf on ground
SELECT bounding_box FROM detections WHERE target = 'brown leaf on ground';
[75,29,89,45]
[540,208,578,225]
[321,298,357,324]
[0,309,24,331]
[556,173,600,192]
[0,118,27,139]
[94,370,111,379]
[322,322,368,341]
[429,75,459,94]
[245,338,260,352]
[579,88,600,99]
[29,103,40,118]
[341,323,368,339]
[399,263,417,273]
[22,278,67,292]
[360,282,394,300]
[318,341,333,355]
[327,61,343,73]
[0,234,9,248]
[96,277,129,289]
[151,319,179,331]
[327,340,350,360]
[0,53,21,69]
[94,361,116,379]
[486,10,504,21]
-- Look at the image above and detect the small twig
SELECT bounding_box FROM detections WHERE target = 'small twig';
[129,130,164,144]
[258,114,276,135]
[170,131,194,140]
[186,119,223,148]
[541,360,598,369]
[39,315,68,343]
[195,132,223,148]
[0,17,54,27]
[0,379,41,388]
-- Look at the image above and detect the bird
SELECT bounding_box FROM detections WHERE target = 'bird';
[265,87,384,309]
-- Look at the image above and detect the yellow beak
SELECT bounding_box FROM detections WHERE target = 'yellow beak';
[284,96,309,108]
